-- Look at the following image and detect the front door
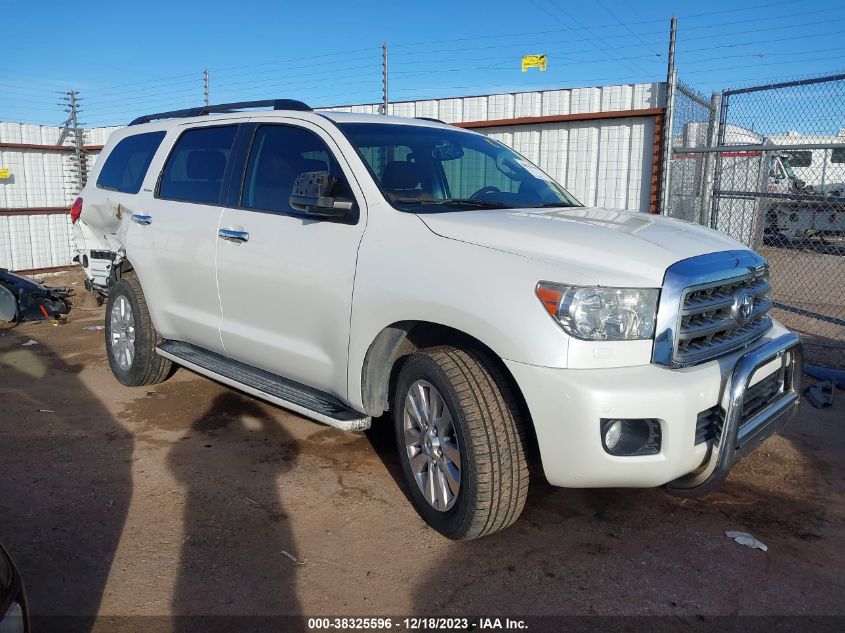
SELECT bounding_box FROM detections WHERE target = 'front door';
[216,120,366,399]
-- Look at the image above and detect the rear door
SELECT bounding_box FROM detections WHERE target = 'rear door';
[215,119,366,399]
[125,122,239,353]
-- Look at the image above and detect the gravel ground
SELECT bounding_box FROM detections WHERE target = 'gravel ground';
[0,270,843,627]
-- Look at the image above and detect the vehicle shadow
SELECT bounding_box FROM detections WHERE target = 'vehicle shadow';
[167,391,303,631]
[0,327,132,632]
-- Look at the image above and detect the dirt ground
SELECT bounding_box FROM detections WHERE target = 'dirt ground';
[0,269,843,625]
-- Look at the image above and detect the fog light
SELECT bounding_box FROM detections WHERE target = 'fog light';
[600,418,661,456]
[604,420,623,451]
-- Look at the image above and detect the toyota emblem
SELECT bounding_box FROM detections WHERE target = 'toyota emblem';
[732,289,755,324]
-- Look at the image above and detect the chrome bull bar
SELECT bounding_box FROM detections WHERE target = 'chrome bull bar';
[667,333,803,497]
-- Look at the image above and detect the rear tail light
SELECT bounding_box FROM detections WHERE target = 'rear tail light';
[70,197,83,224]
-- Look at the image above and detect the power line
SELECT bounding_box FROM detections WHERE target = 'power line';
[680,15,845,44]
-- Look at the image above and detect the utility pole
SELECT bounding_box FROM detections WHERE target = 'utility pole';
[59,90,87,193]
[382,42,389,115]
[659,16,677,215]
[203,68,210,106]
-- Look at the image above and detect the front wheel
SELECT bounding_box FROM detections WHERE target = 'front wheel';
[393,347,529,540]
[105,274,172,386]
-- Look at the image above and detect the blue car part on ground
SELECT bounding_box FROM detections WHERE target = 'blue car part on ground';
[0,269,70,323]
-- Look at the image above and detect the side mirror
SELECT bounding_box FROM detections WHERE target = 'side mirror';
[289,171,354,219]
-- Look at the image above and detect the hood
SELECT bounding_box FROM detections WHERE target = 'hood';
[417,206,747,287]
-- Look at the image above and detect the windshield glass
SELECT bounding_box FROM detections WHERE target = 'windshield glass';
[780,157,796,179]
[337,122,581,212]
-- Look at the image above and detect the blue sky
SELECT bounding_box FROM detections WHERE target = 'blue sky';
[1,0,843,127]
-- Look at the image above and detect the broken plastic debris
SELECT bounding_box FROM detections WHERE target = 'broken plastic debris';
[281,550,306,566]
[804,381,834,409]
[83,325,105,331]
[22,339,38,346]
[725,530,768,552]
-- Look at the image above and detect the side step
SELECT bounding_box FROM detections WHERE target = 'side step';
[156,340,371,431]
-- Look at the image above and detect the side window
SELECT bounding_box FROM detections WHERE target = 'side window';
[158,126,238,205]
[242,125,351,214]
[832,148,845,164]
[786,150,812,167]
[96,131,166,194]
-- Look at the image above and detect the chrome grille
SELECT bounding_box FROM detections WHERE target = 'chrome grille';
[676,269,773,365]
[652,251,775,368]
[694,368,784,446]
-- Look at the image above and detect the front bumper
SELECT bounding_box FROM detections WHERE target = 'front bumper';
[505,324,802,491]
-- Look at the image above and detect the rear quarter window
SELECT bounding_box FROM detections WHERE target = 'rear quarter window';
[96,131,166,194]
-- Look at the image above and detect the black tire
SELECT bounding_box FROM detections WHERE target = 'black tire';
[393,346,529,540]
[105,273,172,387]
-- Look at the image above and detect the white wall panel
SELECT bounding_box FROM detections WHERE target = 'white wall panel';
[472,117,653,211]
[0,120,105,270]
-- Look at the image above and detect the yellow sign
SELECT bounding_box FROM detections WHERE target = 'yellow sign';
[0,168,10,179]
[521,54,547,72]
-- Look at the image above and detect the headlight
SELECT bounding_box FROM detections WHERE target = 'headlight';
[536,283,659,340]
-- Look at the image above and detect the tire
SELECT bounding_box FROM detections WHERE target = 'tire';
[105,273,172,387]
[393,346,529,540]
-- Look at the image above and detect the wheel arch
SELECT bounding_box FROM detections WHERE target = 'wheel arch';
[360,321,534,441]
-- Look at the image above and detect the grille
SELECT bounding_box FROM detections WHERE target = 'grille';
[694,368,784,445]
[741,369,785,421]
[676,269,773,365]
[695,405,723,444]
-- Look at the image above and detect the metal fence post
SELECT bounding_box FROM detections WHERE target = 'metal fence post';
[660,68,677,215]
[709,89,729,229]
[698,91,721,226]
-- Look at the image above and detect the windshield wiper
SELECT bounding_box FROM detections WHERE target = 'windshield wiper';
[537,202,578,208]
[391,197,509,209]
[440,198,510,209]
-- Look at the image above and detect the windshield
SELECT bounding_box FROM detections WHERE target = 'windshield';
[336,122,581,212]
[780,157,796,179]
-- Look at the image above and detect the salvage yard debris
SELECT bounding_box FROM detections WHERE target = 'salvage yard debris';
[281,550,306,566]
[0,268,71,323]
[725,530,768,552]
[805,381,835,409]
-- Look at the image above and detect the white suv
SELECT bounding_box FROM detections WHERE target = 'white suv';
[72,99,803,540]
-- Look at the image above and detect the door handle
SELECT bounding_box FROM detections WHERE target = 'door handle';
[218,228,249,243]
[131,213,152,225]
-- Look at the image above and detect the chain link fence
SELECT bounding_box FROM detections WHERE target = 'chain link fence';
[666,82,717,225]
[666,73,845,369]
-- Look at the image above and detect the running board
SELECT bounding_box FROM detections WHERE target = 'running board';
[156,340,371,431]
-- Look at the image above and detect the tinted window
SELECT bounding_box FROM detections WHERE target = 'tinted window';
[242,125,351,214]
[158,126,238,204]
[832,148,845,164]
[338,122,579,213]
[787,150,812,167]
[96,131,165,194]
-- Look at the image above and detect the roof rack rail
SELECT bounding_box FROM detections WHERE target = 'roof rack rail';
[129,99,312,126]
[416,116,447,124]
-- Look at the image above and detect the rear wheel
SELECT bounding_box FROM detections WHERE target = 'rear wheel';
[105,274,172,386]
[393,346,529,540]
